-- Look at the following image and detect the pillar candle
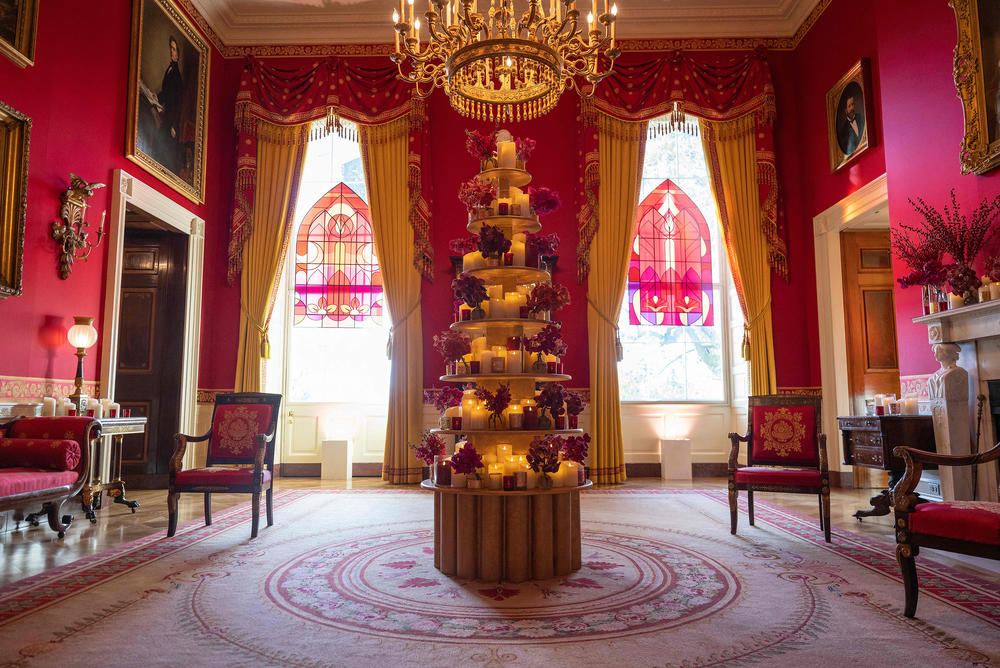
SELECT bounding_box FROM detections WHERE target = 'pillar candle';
[544,353,558,374]
[550,464,563,487]
[523,404,538,429]
[511,240,526,266]
[487,284,503,299]
[109,402,121,418]
[948,292,965,310]
[507,349,523,374]
[524,466,538,489]
[992,282,1000,300]
[563,462,579,487]
[515,191,530,216]
[472,336,488,354]
[459,305,472,321]
[480,349,495,373]
[488,464,504,488]
[508,404,524,428]
[979,279,992,302]
[463,251,484,272]
[497,443,512,461]
[462,391,478,420]
[445,405,461,420]
[901,397,918,415]
[470,404,488,430]
[515,470,527,490]
[41,397,56,417]
[498,141,516,168]
[489,298,504,320]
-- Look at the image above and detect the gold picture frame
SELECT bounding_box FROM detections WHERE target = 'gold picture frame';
[126,0,209,204]
[953,0,1000,174]
[0,0,38,68]
[825,59,873,173]
[0,100,30,298]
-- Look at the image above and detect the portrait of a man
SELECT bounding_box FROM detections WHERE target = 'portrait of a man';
[127,0,208,203]
[826,59,873,172]
[836,82,866,156]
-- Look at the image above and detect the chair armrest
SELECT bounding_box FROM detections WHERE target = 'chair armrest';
[169,431,211,474]
[727,432,748,471]
[252,430,276,475]
[891,441,1000,512]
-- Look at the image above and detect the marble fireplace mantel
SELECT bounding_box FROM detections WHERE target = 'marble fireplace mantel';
[913,300,1000,502]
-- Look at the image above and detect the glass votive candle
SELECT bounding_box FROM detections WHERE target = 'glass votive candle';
[888,401,901,415]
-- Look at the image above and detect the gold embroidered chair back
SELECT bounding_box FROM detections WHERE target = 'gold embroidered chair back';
[205,392,283,467]
[747,395,822,468]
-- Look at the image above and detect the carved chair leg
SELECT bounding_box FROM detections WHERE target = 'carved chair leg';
[747,489,755,526]
[822,489,832,543]
[45,501,72,539]
[251,491,261,539]
[204,493,212,526]
[897,543,920,618]
[728,483,738,535]
[266,487,274,527]
[167,491,179,537]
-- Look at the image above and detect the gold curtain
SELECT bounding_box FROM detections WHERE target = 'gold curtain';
[235,123,308,392]
[587,112,647,484]
[700,115,776,395]
[359,116,424,484]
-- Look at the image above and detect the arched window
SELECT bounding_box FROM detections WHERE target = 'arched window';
[628,179,714,327]
[293,183,384,328]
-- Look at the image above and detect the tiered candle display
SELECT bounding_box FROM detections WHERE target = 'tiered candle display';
[428,130,589,489]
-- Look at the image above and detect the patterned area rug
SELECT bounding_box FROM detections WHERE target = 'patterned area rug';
[1,489,998,666]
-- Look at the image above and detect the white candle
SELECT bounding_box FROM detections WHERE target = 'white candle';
[497,443,512,460]
[508,404,524,428]
[109,402,120,417]
[511,240,526,266]
[508,349,523,374]
[525,466,538,489]
[489,297,504,320]
[563,461,579,487]
[42,397,56,417]
[948,292,965,310]
[480,350,495,373]
[487,283,503,299]
[463,251,484,272]
[472,336,488,354]
[445,405,461,419]
[550,464,563,487]
[471,403,489,430]
[498,141,516,168]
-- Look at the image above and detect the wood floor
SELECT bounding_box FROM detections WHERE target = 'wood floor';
[2,478,997,587]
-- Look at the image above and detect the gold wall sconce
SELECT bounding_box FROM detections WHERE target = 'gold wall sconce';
[51,173,105,279]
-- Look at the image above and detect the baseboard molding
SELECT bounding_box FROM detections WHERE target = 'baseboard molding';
[623,462,728,478]
[276,462,384,478]
[830,470,854,488]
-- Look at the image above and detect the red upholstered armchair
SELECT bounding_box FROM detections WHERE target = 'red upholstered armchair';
[0,416,99,537]
[728,395,830,542]
[891,441,1000,618]
[167,392,282,539]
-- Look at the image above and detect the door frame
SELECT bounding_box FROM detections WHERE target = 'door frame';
[812,173,888,478]
[100,169,205,468]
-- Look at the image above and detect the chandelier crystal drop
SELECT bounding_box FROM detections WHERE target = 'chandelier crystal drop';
[391,0,620,121]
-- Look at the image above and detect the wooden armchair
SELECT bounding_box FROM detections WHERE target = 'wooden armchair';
[167,392,282,539]
[891,441,1000,618]
[728,395,831,542]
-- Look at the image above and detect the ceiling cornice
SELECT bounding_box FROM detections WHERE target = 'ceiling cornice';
[180,0,832,58]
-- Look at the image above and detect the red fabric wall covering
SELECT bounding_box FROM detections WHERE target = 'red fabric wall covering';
[0,1,237,392]
[876,0,1000,377]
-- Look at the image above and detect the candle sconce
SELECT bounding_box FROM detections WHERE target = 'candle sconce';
[51,173,106,279]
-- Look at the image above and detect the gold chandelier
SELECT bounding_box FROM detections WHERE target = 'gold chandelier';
[391,0,620,121]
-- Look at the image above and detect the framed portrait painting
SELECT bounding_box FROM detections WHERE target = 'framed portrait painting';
[0,0,38,68]
[126,0,209,203]
[953,0,1000,174]
[0,100,30,298]
[825,59,874,173]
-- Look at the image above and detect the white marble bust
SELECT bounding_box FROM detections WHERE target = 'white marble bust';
[927,343,967,402]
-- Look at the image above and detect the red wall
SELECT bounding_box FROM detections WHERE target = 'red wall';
[0,0,238,391]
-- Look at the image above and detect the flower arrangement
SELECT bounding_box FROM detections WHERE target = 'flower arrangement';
[946,262,982,299]
[988,255,1000,283]
[525,232,560,257]
[527,282,571,314]
[424,385,464,413]
[458,178,497,212]
[528,186,561,216]
[449,236,479,256]
[527,435,561,474]
[411,431,447,466]
[523,323,565,358]
[560,433,591,464]
[452,274,488,309]
[477,224,511,258]
[564,390,586,417]
[449,443,484,476]
[433,329,471,363]
[536,382,567,421]
[465,129,497,161]
[515,136,536,162]
[474,382,512,429]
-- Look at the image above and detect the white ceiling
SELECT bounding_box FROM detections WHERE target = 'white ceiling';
[189,0,824,47]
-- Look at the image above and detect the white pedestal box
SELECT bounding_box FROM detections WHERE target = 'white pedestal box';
[321,439,351,480]
[659,438,692,480]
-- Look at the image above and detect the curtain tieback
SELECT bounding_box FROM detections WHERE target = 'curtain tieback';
[587,296,624,362]
[741,296,772,362]
[241,302,271,360]
[387,298,422,360]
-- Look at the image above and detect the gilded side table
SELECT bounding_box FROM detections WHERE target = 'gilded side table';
[82,416,148,522]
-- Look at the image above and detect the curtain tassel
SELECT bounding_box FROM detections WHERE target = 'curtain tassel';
[741,325,750,362]
[261,332,271,360]
[615,333,624,362]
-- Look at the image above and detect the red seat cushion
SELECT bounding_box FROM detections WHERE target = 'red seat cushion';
[207,404,274,460]
[0,468,79,497]
[0,438,82,471]
[909,501,1000,546]
[174,467,272,487]
[734,467,822,487]
[751,405,818,465]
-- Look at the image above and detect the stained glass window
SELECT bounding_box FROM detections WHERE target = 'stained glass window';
[293,183,384,328]
[627,179,714,327]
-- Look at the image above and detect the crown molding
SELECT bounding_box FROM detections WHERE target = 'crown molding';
[185,0,830,57]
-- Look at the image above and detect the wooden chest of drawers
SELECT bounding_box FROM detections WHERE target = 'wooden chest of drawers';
[836,415,936,472]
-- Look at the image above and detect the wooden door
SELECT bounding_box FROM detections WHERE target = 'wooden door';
[841,230,900,488]
[114,228,188,488]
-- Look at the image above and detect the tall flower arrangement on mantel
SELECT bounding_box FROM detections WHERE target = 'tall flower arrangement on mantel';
[892,189,1000,310]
